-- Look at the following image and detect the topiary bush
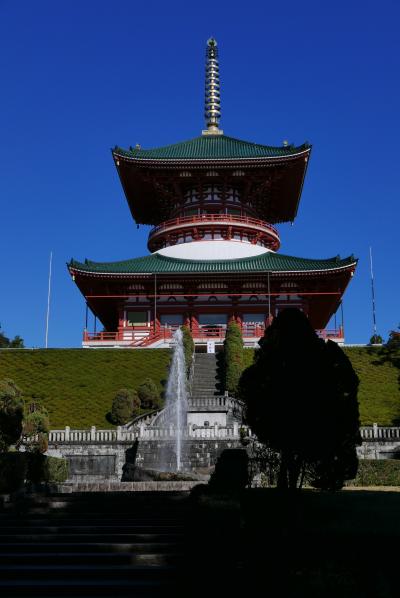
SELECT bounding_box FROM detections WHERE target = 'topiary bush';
[180,325,194,376]
[110,389,140,425]
[137,378,162,410]
[223,321,244,396]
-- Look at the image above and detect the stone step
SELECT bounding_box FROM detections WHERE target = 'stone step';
[0,492,188,597]
[0,524,183,534]
[0,532,184,543]
[0,563,178,580]
[0,517,183,526]
[0,578,177,597]
[0,551,183,566]
[0,542,181,554]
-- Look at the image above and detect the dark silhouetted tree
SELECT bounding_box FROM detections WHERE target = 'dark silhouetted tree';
[0,326,24,348]
[239,308,361,490]
[0,379,24,451]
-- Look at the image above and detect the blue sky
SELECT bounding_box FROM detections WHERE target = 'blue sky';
[1,0,399,347]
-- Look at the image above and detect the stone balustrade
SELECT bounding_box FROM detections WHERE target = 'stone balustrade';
[48,424,400,445]
[360,424,400,440]
[48,422,244,444]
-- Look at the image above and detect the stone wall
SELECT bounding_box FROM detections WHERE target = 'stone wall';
[47,438,243,482]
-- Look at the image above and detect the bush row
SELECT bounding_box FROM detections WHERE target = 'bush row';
[0,453,68,493]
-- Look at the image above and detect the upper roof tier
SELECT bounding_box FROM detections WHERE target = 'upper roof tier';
[114,135,310,161]
[112,135,311,226]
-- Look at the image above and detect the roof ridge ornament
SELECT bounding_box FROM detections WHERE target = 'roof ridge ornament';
[202,38,223,136]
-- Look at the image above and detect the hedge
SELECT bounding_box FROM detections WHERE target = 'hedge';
[0,453,68,493]
[348,459,400,486]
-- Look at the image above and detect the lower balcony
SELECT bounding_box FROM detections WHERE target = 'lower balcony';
[82,325,344,349]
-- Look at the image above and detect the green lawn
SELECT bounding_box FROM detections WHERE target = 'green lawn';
[0,345,398,429]
[0,349,171,429]
[244,346,400,425]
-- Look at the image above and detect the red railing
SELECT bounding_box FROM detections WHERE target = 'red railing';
[83,331,120,342]
[83,326,344,344]
[149,214,279,238]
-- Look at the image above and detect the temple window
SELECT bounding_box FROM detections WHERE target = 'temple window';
[126,311,149,327]
[199,313,228,326]
[160,314,183,326]
[243,313,264,323]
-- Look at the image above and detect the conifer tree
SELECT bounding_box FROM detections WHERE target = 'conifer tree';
[239,308,361,490]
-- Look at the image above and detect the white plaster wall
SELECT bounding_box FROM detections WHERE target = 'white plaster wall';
[156,241,271,260]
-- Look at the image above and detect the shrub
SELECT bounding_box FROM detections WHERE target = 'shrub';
[180,325,194,376]
[43,456,69,482]
[26,453,69,485]
[110,389,140,425]
[22,404,50,453]
[137,378,161,410]
[0,452,28,493]
[223,321,244,396]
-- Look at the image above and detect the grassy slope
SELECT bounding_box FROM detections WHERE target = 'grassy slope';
[243,346,400,426]
[0,349,171,429]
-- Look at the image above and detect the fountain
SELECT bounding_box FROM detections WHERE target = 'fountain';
[162,327,188,471]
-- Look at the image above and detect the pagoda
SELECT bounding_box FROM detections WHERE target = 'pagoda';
[69,39,357,349]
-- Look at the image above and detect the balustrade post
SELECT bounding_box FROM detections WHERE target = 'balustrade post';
[373,423,378,439]
[65,426,70,441]
[214,423,219,437]
[116,426,122,441]
[90,425,96,441]
[140,424,145,438]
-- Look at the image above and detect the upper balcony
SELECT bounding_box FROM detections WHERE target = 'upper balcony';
[147,213,281,252]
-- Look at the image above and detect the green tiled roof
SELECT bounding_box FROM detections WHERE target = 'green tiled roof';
[114,135,310,161]
[69,252,356,275]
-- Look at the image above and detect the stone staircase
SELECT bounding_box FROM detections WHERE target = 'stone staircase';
[0,491,188,597]
[190,353,221,401]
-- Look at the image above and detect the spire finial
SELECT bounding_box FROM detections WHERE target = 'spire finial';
[202,37,223,136]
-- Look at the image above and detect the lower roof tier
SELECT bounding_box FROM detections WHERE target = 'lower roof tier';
[68,251,357,332]
[69,251,356,276]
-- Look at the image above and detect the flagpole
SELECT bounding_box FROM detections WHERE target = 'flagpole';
[45,251,53,348]
[369,246,377,338]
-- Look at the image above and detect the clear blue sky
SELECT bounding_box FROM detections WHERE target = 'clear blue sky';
[1,0,399,347]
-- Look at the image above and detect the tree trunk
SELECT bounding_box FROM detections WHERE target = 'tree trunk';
[277,451,288,490]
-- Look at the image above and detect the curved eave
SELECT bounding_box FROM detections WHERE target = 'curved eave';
[112,146,311,168]
[68,255,357,278]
